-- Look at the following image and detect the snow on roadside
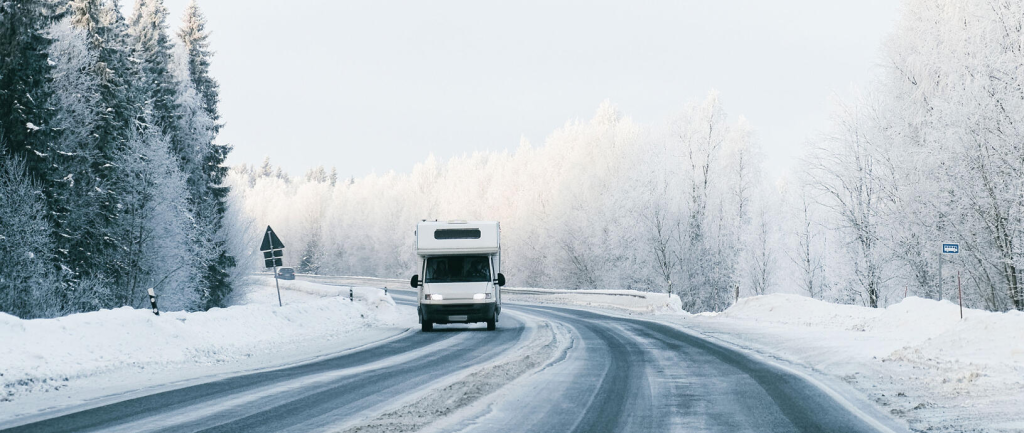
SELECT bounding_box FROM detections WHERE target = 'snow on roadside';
[676,295,1024,433]
[0,277,416,423]
[225,275,392,305]
[504,287,684,315]
[505,289,1024,432]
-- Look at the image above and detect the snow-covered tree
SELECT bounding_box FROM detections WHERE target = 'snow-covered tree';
[0,0,55,179]
[43,18,117,311]
[129,0,179,138]
[224,97,761,313]
[0,154,57,318]
[803,0,1024,311]
[113,128,202,310]
[177,0,218,124]
[786,183,829,300]
[176,0,234,307]
[0,0,233,318]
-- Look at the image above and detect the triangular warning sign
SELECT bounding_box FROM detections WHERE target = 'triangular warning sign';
[260,226,285,251]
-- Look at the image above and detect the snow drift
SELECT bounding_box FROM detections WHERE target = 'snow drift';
[0,280,407,406]
[718,294,1024,371]
[502,289,1024,430]
[686,294,1024,432]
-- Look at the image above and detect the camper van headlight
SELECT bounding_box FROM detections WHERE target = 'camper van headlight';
[473,293,491,300]
[425,294,443,301]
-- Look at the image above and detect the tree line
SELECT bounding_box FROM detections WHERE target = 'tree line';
[228,96,772,313]
[804,0,1024,311]
[0,0,232,318]
[228,0,1024,313]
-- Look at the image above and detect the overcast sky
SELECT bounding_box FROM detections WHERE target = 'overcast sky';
[155,0,899,179]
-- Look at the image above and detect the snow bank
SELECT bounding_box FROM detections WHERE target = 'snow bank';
[720,294,1024,367]
[504,287,684,315]
[678,294,1024,432]
[0,279,410,409]
[225,276,391,305]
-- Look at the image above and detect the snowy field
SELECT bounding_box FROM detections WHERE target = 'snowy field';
[510,290,1024,432]
[0,276,416,423]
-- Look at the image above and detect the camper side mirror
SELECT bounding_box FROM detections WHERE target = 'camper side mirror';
[496,273,506,287]
[410,275,420,288]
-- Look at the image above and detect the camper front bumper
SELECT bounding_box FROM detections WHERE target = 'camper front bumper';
[420,303,496,324]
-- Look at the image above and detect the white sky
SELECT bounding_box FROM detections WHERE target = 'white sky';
[154,0,900,179]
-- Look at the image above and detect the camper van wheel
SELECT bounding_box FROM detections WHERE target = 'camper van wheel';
[421,321,433,332]
[486,317,496,331]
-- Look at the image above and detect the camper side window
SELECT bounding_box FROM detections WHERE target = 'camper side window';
[424,255,491,283]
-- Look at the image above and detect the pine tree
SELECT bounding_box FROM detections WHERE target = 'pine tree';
[0,0,55,179]
[96,0,154,292]
[128,0,179,139]
[176,0,233,308]
[275,166,289,182]
[67,0,104,42]
[43,18,113,311]
[177,0,218,125]
[306,166,327,183]
[259,157,273,178]
[69,0,146,158]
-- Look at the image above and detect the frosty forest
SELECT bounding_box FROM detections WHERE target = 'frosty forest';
[0,0,231,318]
[3,0,1024,318]
[227,0,1024,313]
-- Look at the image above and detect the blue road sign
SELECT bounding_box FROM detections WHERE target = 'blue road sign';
[943,243,960,254]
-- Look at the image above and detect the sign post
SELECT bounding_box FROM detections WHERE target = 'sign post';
[260,226,286,307]
[958,271,963,319]
[942,243,960,318]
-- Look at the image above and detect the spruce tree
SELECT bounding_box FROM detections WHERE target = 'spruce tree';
[0,0,55,179]
[128,0,179,140]
[68,0,146,159]
[259,157,273,178]
[56,1,151,307]
[43,19,112,310]
[177,0,218,124]
[177,0,233,308]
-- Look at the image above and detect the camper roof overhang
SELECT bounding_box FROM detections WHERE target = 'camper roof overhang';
[416,221,499,257]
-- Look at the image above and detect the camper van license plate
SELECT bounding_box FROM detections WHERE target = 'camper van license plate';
[448,315,468,322]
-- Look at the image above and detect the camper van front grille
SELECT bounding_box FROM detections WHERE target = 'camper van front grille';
[434,229,481,240]
[433,305,484,315]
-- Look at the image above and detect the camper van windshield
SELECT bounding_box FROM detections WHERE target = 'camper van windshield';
[424,255,491,283]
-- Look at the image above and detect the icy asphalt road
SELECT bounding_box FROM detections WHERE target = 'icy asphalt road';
[2,283,904,433]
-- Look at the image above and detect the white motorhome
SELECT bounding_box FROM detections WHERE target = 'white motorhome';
[410,220,505,331]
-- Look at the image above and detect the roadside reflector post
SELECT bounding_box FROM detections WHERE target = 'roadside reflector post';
[958,271,963,319]
[384,287,387,296]
[350,286,354,302]
[148,288,159,316]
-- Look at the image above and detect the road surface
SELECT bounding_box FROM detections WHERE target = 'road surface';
[1,278,904,432]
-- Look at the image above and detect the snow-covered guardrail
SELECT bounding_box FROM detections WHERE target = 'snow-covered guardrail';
[503,288,648,298]
[503,287,682,314]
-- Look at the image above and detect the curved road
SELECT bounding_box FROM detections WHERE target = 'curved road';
[1,282,904,433]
